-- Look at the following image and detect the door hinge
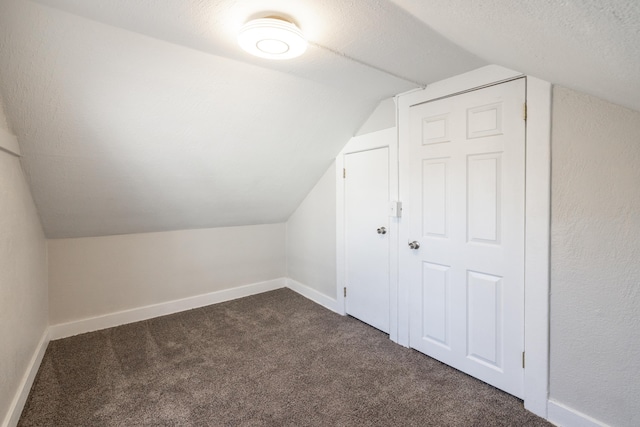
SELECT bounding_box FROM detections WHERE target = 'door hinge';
[343,168,346,179]
[523,102,528,121]
[344,287,347,297]
[522,351,525,369]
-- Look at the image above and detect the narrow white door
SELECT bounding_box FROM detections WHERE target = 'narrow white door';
[345,147,390,333]
[407,79,526,397]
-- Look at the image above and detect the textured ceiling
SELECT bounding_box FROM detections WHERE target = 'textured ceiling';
[1,0,638,239]
[0,0,483,238]
[391,0,640,112]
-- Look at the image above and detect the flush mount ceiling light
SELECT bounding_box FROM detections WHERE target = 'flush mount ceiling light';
[238,17,307,60]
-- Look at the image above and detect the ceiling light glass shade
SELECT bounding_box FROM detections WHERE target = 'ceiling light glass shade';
[238,18,307,60]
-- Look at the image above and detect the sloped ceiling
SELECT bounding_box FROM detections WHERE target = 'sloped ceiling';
[1,0,638,239]
[0,0,484,238]
[391,0,640,112]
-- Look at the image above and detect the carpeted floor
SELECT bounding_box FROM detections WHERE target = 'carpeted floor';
[19,288,552,426]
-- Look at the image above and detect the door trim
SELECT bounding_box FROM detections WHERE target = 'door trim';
[522,76,551,417]
[397,65,551,418]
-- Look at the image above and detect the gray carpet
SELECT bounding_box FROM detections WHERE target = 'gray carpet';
[19,288,551,426]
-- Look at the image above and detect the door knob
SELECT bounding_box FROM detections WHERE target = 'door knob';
[408,241,420,250]
[377,226,387,235]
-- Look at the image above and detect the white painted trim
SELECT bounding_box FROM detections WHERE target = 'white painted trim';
[547,400,610,427]
[0,127,20,157]
[286,278,340,313]
[397,66,551,417]
[49,278,286,339]
[523,76,552,418]
[335,153,347,315]
[2,330,49,427]
[335,127,399,337]
[389,103,401,345]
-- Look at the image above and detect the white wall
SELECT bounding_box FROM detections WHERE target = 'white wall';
[0,96,9,130]
[550,86,640,427]
[0,100,48,426]
[286,163,337,299]
[285,98,398,302]
[356,97,396,136]
[48,223,286,325]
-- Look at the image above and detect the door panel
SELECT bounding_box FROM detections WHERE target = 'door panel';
[421,262,450,348]
[466,270,502,368]
[407,79,526,397]
[345,147,390,333]
[422,159,448,237]
[467,154,501,243]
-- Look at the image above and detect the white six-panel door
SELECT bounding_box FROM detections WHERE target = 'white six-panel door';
[407,79,526,397]
[345,147,390,333]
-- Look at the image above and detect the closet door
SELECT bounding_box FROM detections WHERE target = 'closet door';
[406,79,526,397]
[344,147,390,333]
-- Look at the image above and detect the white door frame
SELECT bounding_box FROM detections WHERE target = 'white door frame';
[336,127,399,335]
[396,65,551,418]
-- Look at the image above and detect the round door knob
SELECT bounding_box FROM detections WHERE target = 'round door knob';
[377,227,387,235]
[408,241,420,250]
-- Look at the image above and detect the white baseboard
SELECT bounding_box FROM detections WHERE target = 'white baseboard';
[49,278,287,340]
[2,330,49,427]
[547,399,610,427]
[286,278,339,313]
[48,277,342,340]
